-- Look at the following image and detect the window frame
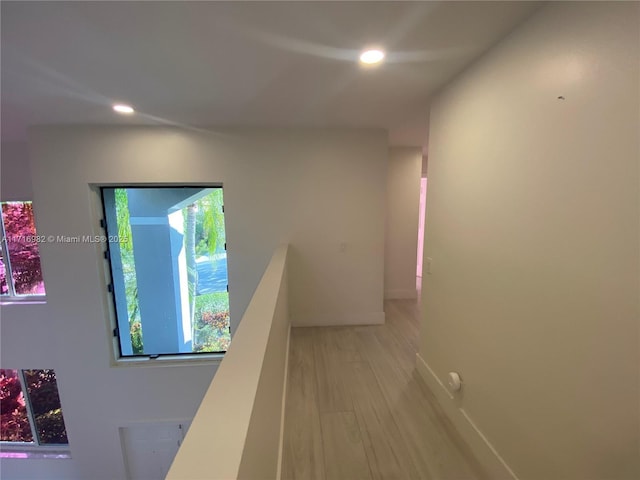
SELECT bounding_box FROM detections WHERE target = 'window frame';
[98,184,231,364]
[0,201,46,304]
[0,369,70,457]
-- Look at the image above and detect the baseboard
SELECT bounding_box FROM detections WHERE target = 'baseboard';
[415,353,519,480]
[384,288,418,300]
[276,323,291,480]
[292,311,385,327]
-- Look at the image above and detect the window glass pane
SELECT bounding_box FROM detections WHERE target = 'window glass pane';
[1,202,46,295]
[102,187,231,357]
[22,370,68,445]
[0,369,33,442]
[0,255,8,295]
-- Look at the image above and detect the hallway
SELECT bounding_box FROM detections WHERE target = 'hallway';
[282,300,487,480]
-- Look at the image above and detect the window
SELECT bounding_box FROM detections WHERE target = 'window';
[101,186,231,358]
[0,369,68,450]
[0,201,46,298]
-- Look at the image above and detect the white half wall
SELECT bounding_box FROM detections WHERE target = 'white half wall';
[167,245,290,480]
[420,2,639,480]
[385,147,421,299]
[0,127,386,479]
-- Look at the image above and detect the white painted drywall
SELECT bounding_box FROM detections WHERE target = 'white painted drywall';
[385,147,421,299]
[419,2,639,479]
[0,127,385,479]
[0,142,33,201]
[167,245,289,480]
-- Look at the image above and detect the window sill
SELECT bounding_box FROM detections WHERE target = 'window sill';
[0,295,47,306]
[112,352,225,368]
[0,446,71,459]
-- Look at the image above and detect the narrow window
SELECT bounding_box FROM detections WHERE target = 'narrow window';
[101,187,231,358]
[0,369,68,448]
[0,201,46,298]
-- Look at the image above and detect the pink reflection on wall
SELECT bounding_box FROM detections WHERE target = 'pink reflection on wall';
[0,452,29,459]
[416,178,427,277]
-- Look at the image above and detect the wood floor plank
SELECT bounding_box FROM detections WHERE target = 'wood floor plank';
[343,361,423,480]
[320,411,372,480]
[313,329,353,413]
[351,329,439,479]
[374,323,418,378]
[355,327,485,480]
[283,300,488,480]
[327,327,365,363]
[282,328,326,480]
[384,300,421,352]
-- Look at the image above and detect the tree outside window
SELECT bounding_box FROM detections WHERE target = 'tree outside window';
[0,201,46,297]
[0,369,68,446]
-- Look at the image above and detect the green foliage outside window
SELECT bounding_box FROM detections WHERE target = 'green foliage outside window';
[113,188,230,355]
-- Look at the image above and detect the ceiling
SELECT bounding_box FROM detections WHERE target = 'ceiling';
[1,1,541,148]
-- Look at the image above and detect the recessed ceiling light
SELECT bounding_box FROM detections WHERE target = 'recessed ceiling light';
[359,49,385,65]
[113,104,135,114]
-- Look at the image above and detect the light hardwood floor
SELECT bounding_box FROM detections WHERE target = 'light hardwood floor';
[281,299,487,480]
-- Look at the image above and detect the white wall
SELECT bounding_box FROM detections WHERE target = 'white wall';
[1,142,33,201]
[384,147,421,299]
[418,2,639,480]
[0,127,386,479]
